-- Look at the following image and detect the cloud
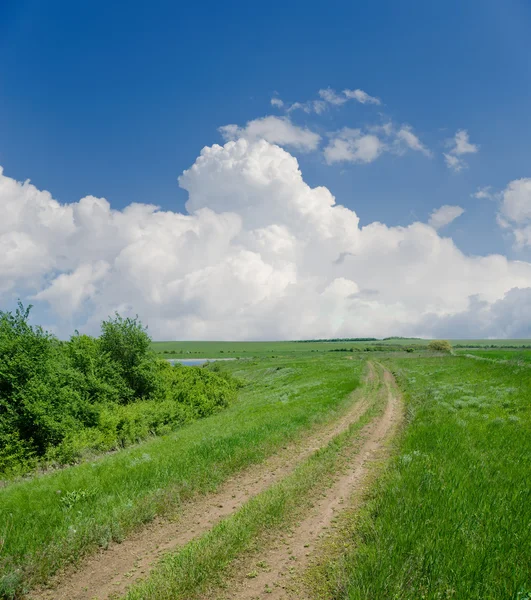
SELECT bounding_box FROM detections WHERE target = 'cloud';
[343,89,381,105]
[472,186,494,200]
[324,129,383,164]
[444,129,479,171]
[324,123,430,165]
[287,87,380,114]
[416,287,531,339]
[270,97,284,108]
[34,261,110,315]
[396,126,431,156]
[318,88,348,106]
[499,178,531,224]
[2,141,531,340]
[453,129,479,155]
[497,178,531,247]
[428,205,465,229]
[443,153,462,171]
[219,116,320,151]
[286,100,327,114]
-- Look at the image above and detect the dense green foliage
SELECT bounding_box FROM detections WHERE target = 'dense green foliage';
[427,339,452,353]
[0,306,238,478]
[318,356,531,599]
[0,352,360,598]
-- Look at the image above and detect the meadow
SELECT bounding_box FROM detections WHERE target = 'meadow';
[455,347,531,363]
[1,333,530,599]
[311,355,531,599]
[151,339,413,357]
[151,337,531,358]
[0,350,362,598]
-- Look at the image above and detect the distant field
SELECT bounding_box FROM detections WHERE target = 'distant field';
[150,340,415,357]
[451,339,531,348]
[4,343,531,599]
[151,339,531,358]
[455,348,531,363]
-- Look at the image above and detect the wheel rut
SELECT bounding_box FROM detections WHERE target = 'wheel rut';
[214,364,402,600]
[29,361,373,600]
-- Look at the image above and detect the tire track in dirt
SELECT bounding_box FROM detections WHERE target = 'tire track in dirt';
[29,360,374,600]
[216,364,402,600]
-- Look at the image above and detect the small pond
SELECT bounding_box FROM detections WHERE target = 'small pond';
[167,358,236,367]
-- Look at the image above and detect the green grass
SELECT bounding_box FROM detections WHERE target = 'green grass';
[451,339,531,348]
[313,355,531,599]
[151,340,426,358]
[123,363,387,600]
[151,339,531,359]
[0,354,362,599]
[455,348,531,363]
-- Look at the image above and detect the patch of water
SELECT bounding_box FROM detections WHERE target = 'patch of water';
[167,358,236,366]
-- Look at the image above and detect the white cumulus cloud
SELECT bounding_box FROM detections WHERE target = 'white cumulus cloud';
[318,88,348,106]
[343,88,381,105]
[287,87,381,114]
[325,123,430,165]
[396,126,431,156]
[1,142,531,340]
[428,205,465,230]
[497,178,531,247]
[472,186,494,200]
[219,116,320,152]
[324,129,383,164]
[444,129,479,171]
[416,288,531,339]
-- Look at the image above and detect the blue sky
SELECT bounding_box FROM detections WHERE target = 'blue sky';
[1,0,531,338]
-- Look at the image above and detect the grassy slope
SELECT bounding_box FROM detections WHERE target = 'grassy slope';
[0,354,361,598]
[313,355,531,599]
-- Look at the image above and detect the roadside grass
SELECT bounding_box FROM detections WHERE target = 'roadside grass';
[123,363,388,600]
[0,354,361,599]
[310,356,531,600]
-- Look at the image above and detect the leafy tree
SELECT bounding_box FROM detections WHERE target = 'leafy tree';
[99,314,159,400]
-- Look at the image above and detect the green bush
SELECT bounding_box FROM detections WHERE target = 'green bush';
[427,339,453,353]
[0,305,239,477]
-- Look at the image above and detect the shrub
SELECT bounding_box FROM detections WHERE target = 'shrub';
[427,340,452,353]
[99,314,160,400]
[0,305,239,477]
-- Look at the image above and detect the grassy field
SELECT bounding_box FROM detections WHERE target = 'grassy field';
[0,353,361,598]
[455,348,531,363]
[2,341,530,600]
[451,339,531,348]
[312,355,531,599]
[123,363,388,600]
[151,339,531,358]
[151,340,413,357]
